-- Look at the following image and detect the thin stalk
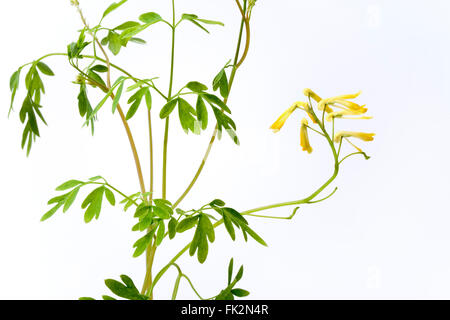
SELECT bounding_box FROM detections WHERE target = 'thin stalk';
[148,110,154,200]
[162,0,177,200]
[172,0,249,209]
[75,4,147,197]
[142,0,177,300]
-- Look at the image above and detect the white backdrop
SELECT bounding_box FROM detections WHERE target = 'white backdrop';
[1,0,450,300]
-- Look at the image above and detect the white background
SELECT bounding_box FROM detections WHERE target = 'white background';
[0,0,449,300]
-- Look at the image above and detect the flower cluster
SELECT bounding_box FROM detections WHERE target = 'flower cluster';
[270,89,375,154]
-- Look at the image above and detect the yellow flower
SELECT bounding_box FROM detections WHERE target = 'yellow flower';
[293,101,318,124]
[270,105,297,133]
[334,131,375,143]
[318,91,364,114]
[326,110,372,122]
[300,118,313,153]
[303,88,322,103]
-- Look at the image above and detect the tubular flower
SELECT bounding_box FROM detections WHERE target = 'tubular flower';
[303,88,322,103]
[293,101,317,124]
[270,105,297,133]
[334,131,375,143]
[300,118,313,153]
[318,91,364,114]
[326,109,372,122]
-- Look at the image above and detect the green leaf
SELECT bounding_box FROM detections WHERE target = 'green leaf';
[153,206,170,220]
[90,64,109,73]
[126,87,147,120]
[112,81,124,114]
[155,220,165,246]
[41,202,64,222]
[210,199,225,207]
[104,277,145,300]
[153,199,173,213]
[203,93,231,114]
[223,212,235,241]
[213,69,229,99]
[119,24,149,40]
[235,266,244,282]
[186,81,208,92]
[200,214,215,243]
[63,186,80,213]
[82,187,105,223]
[134,204,151,218]
[132,229,155,257]
[108,31,122,55]
[228,258,234,285]
[178,98,197,133]
[176,216,199,233]
[159,99,178,118]
[139,12,163,24]
[48,193,69,205]
[196,95,208,130]
[241,224,268,247]
[89,176,104,182]
[223,207,248,226]
[104,188,116,206]
[231,288,250,297]
[79,297,96,300]
[181,14,209,33]
[168,218,177,239]
[197,232,209,263]
[114,21,140,30]
[197,18,224,26]
[102,0,128,19]
[120,275,137,290]
[102,295,116,300]
[144,89,152,110]
[9,69,20,116]
[36,61,54,76]
[56,180,83,191]
[129,37,147,45]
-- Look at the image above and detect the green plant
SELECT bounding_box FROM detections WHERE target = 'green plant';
[7,0,374,300]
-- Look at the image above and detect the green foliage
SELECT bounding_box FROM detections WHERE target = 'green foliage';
[8,0,289,301]
[213,67,229,99]
[131,199,174,257]
[189,214,215,263]
[126,87,151,120]
[41,177,117,222]
[12,60,55,155]
[77,83,96,134]
[181,14,224,34]
[67,29,90,60]
[215,259,250,300]
[102,0,128,20]
[212,206,267,246]
[80,274,147,300]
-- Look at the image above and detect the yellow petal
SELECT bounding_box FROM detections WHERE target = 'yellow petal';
[300,118,313,153]
[303,88,322,103]
[334,130,375,143]
[333,91,362,100]
[269,105,297,133]
[317,100,334,113]
[326,110,373,122]
[333,99,366,112]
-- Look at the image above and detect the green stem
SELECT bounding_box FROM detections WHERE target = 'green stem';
[172,1,248,209]
[153,98,343,294]
[170,264,210,300]
[162,0,177,200]
[339,152,367,165]
[171,273,182,300]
